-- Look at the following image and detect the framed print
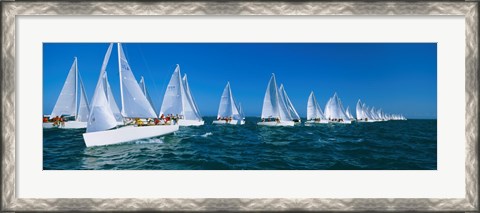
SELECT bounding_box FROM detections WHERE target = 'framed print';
[1,1,478,211]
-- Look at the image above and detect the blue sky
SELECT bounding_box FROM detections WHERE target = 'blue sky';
[43,43,437,119]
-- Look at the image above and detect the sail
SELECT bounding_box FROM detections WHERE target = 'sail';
[279,84,300,120]
[159,65,185,117]
[139,76,155,111]
[307,92,316,120]
[50,58,77,119]
[217,82,232,118]
[182,74,202,120]
[324,93,349,120]
[307,91,326,120]
[86,43,118,133]
[356,100,365,120]
[345,106,354,120]
[117,43,157,118]
[238,103,245,119]
[105,72,123,122]
[76,73,90,122]
[261,74,279,119]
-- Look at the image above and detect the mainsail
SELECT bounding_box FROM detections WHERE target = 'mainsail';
[117,43,157,118]
[279,84,300,121]
[50,58,78,119]
[86,43,119,133]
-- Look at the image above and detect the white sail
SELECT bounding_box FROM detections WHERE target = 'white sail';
[160,65,184,117]
[279,84,300,121]
[139,76,155,111]
[345,106,354,120]
[76,73,90,122]
[217,82,241,120]
[261,74,279,119]
[50,58,78,119]
[356,100,365,120]
[307,91,326,120]
[105,72,123,123]
[117,43,157,118]
[238,102,245,119]
[324,93,349,120]
[86,44,118,133]
[182,74,202,120]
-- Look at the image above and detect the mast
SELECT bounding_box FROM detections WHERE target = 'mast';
[117,43,125,116]
[74,57,78,119]
[178,65,185,116]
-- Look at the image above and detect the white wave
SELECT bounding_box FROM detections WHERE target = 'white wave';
[200,132,213,137]
[134,137,164,144]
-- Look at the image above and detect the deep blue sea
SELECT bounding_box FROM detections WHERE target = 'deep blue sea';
[43,117,437,170]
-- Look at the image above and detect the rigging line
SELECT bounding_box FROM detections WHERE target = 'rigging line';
[136,44,164,112]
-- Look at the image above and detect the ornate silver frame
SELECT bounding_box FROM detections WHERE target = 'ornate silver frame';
[1,1,478,211]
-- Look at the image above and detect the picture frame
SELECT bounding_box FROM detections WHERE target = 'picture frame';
[1,1,478,211]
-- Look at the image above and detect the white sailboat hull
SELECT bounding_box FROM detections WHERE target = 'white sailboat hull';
[212,119,245,125]
[305,120,329,125]
[257,121,295,126]
[328,120,352,124]
[178,119,204,126]
[43,121,88,129]
[83,124,179,147]
[357,119,378,123]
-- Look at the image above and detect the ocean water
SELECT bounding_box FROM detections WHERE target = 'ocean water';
[43,117,436,170]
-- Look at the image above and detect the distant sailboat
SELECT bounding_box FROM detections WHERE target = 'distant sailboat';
[279,84,301,123]
[305,91,328,125]
[82,43,178,147]
[159,65,204,126]
[257,74,294,126]
[43,57,90,129]
[213,82,245,125]
[324,92,351,124]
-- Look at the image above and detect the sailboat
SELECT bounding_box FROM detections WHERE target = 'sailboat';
[159,65,204,126]
[305,91,328,125]
[43,57,90,129]
[279,84,301,124]
[213,82,245,125]
[82,43,179,147]
[257,74,294,126]
[324,92,351,124]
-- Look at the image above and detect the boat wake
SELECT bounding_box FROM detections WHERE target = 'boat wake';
[134,138,165,144]
[200,132,213,137]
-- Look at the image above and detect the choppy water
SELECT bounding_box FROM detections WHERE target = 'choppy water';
[43,117,436,170]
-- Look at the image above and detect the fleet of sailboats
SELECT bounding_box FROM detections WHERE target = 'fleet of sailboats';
[356,99,406,122]
[213,82,245,125]
[45,45,409,147]
[82,43,179,147]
